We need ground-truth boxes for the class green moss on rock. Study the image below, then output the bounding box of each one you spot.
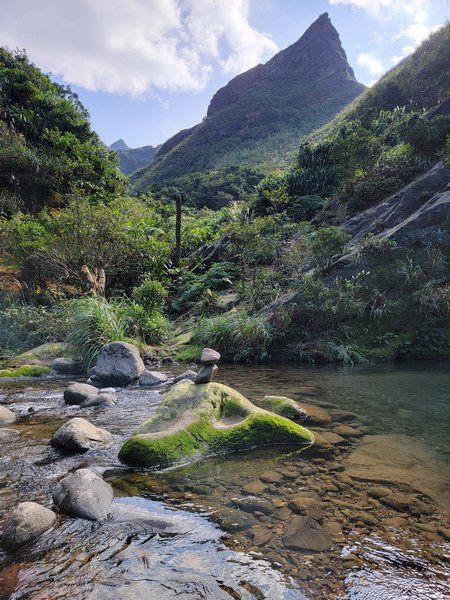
[259,395,307,423]
[119,382,314,468]
[0,365,53,378]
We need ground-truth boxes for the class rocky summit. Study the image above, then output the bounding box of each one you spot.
[131,13,365,190]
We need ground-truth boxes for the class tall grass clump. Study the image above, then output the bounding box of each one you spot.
[193,312,275,362]
[66,297,129,368]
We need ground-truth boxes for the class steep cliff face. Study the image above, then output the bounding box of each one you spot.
[207,13,357,117]
[110,140,159,176]
[131,13,365,192]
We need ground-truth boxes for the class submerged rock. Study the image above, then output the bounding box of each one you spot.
[0,405,15,423]
[51,417,112,452]
[53,468,114,520]
[81,392,116,408]
[95,341,145,385]
[283,516,333,552]
[64,383,99,405]
[119,381,315,468]
[259,395,307,422]
[139,371,168,387]
[1,502,56,551]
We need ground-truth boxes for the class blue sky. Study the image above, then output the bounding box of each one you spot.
[1,0,449,148]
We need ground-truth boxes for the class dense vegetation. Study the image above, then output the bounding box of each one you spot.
[1,25,449,368]
[0,48,125,214]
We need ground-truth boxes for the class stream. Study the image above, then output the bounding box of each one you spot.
[0,361,449,599]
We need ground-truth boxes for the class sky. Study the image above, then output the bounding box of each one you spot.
[1,0,449,148]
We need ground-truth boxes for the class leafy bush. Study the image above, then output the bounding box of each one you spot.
[132,277,168,312]
[173,262,238,311]
[193,312,275,362]
[310,227,350,269]
[119,302,169,344]
[286,195,325,221]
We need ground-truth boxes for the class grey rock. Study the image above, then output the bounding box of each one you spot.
[230,496,273,515]
[194,364,218,384]
[64,383,99,405]
[51,417,112,452]
[85,377,103,388]
[51,357,82,375]
[1,502,56,551]
[0,405,15,423]
[173,370,197,383]
[201,348,221,365]
[161,357,174,365]
[81,393,116,408]
[173,378,195,387]
[53,468,114,520]
[283,516,333,551]
[95,341,145,385]
[139,370,168,387]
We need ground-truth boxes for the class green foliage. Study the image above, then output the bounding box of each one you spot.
[193,312,275,362]
[287,142,338,197]
[0,296,71,356]
[0,48,125,211]
[119,302,169,345]
[66,297,128,368]
[132,277,168,312]
[173,262,238,311]
[0,195,172,295]
[310,227,350,268]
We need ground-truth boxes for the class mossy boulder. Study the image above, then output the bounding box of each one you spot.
[259,395,307,423]
[119,382,314,468]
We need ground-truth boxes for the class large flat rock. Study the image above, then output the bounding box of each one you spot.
[344,434,450,510]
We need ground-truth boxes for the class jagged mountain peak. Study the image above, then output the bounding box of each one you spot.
[109,139,129,151]
[207,13,356,117]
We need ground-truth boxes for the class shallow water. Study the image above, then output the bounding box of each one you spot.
[0,361,449,599]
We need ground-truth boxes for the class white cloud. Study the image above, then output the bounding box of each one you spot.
[328,0,431,22]
[357,52,384,75]
[391,44,415,65]
[0,0,278,95]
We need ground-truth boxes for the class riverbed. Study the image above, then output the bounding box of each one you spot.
[0,361,449,599]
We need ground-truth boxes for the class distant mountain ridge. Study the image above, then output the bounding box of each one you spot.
[110,140,159,175]
[131,13,365,194]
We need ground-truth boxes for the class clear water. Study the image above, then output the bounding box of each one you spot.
[0,361,449,599]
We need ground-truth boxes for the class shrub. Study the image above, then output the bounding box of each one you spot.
[193,312,275,362]
[66,297,129,368]
[286,195,325,221]
[310,227,350,269]
[120,302,169,344]
[132,277,168,312]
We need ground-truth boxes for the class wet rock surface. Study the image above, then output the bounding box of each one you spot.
[51,417,112,452]
[95,341,145,385]
[1,501,56,551]
[64,382,99,405]
[53,468,114,520]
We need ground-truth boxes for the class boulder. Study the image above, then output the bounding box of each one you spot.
[139,371,168,387]
[53,468,113,520]
[51,418,112,452]
[201,348,221,365]
[173,377,196,387]
[81,393,116,408]
[119,381,315,468]
[173,370,197,383]
[51,357,82,375]
[1,502,56,551]
[283,516,333,552]
[259,396,307,423]
[64,383,99,405]
[0,405,15,423]
[194,364,218,384]
[298,402,332,425]
[95,341,145,385]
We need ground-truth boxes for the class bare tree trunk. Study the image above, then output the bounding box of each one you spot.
[173,193,182,268]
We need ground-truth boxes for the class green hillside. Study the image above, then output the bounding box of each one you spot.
[0,48,125,214]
